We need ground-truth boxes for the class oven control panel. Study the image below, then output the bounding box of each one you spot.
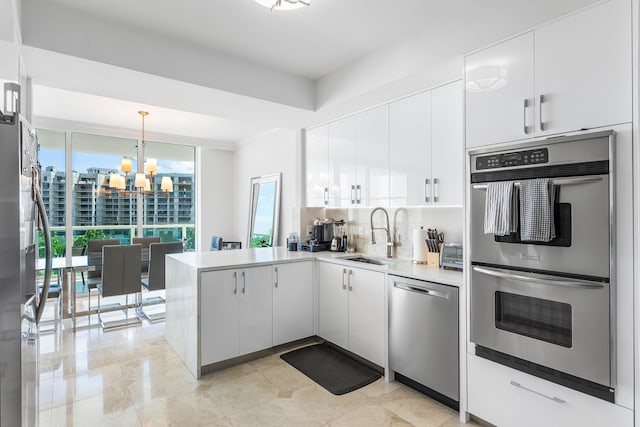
[476,148,548,170]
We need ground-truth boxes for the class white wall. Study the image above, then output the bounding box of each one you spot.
[196,147,235,251]
[233,129,301,247]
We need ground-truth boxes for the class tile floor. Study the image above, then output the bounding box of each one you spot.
[38,309,479,426]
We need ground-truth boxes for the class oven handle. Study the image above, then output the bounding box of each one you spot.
[472,266,604,289]
[471,176,602,190]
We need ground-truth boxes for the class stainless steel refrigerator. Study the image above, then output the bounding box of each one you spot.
[0,83,52,426]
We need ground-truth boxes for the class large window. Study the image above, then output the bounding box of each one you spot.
[36,129,196,255]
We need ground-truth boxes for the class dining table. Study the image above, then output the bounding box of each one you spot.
[36,250,150,332]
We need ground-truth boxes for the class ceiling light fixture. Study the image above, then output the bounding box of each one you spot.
[254,0,310,11]
[108,111,173,197]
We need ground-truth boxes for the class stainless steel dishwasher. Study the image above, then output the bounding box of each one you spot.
[389,275,459,406]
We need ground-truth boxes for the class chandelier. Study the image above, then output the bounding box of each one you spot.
[108,111,173,197]
[254,0,310,11]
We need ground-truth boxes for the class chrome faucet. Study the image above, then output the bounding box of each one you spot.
[370,207,393,258]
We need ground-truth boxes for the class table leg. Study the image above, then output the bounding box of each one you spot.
[71,267,77,332]
[61,268,71,319]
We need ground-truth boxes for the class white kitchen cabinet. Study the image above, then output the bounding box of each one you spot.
[318,262,349,348]
[389,91,431,206]
[534,0,631,136]
[346,267,385,367]
[389,81,463,206]
[328,115,356,207]
[355,104,389,206]
[305,126,329,207]
[200,266,272,365]
[317,262,385,367]
[465,32,535,148]
[467,353,633,427]
[431,81,463,205]
[465,0,631,148]
[272,262,314,346]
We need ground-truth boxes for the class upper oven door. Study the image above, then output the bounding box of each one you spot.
[470,173,610,278]
[470,265,611,387]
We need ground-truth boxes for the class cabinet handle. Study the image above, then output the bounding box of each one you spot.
[356,185,361,204]
[342,268,347,290]
[539,94,547,131]
[351,185,356,204]
[242,271,246,294]
[433,178,440,203]
[510,380,565,404]
[323,187,328,205]
[274,267,278,288]
[523,98,531,134]
[425,178,431,203]
[348,269,353,291]
[233,271,238,295]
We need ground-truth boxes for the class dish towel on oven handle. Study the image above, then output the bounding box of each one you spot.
[484,181,518,236]
[519,178,556,242]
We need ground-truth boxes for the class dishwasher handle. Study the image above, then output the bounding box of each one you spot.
[393,281,449,299]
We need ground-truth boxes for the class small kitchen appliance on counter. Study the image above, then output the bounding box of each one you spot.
[300,218,334,252]
[440,243,463,270]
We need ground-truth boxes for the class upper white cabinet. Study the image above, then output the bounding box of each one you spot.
[272,262,314,346]
[465,0,631,148]
[389,91,432,206]
[389,81,463,206]
[355,105,390,207]
[328,115,356,207]
[305,126,329,208]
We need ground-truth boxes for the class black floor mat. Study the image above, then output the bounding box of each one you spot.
[280,343,380,395]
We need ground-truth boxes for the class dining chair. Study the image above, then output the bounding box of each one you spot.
[132,237,161,274]
[139,241,183,321]
[85,239,120,310]
[97,244,142,330]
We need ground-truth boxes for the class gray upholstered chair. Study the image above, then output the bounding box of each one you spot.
[86,239,119,309]
[132,237,161,275]
[210,235,222,251]
[139,241,183,321]
[96,244,142,329]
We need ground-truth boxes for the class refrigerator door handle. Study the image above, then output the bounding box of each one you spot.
[33,181,52,325]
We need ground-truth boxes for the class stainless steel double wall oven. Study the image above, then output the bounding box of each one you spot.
[469,131,615,402]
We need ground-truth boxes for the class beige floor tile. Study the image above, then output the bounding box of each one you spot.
[228,397,321,427]
[382,394,458,427]
[291,384,370,424]
[46,395,140,427]
[205,371,281,417]
[358,378,404,400]
[135,390,229,426]
[260,362,315,393]
[327,404,412,427]
[200,361,258,385]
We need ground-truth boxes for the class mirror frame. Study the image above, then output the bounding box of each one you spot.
[247,173,281,248]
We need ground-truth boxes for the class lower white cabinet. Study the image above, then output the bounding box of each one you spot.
[318,262,385,367]
[272,262,314,346]
[200,266,272,365]
[467,353,633,427]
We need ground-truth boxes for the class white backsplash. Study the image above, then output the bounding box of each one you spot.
[299,206,463,259]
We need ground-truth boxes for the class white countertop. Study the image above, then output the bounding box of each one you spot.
[168,247,463,287]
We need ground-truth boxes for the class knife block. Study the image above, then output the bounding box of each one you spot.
[427,246,441,267]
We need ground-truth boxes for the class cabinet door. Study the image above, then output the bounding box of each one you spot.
[431,81,463,206]
[305,126,329,207]
[355,104,389,206]
[389,91,431,206]
[238,266,272,355]
[273,262,314,346]
[317,262,349,349]
[328,116,356,207]
[347,267,385,366]
[200,270,239,365]
[465,32,535,148]
[534,0,631,136]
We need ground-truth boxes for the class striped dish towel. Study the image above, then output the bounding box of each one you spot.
[484,181,518,236]
[519,178,556,242]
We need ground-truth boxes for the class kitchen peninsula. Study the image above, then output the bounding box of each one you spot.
[164,247,463,379]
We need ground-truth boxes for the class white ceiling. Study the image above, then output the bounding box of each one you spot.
[17,0,600,146]
[46,0,452,80]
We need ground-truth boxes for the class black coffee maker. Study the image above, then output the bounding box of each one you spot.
[300,220,333,252]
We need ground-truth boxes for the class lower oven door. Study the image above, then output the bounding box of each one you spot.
[470,264,611,387]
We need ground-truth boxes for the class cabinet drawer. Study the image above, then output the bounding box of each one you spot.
[467,353,632,427]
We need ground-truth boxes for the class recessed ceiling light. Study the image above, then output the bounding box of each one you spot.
[254,0,310,11]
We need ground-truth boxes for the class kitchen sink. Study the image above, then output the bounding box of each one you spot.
[341,256,394,266]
